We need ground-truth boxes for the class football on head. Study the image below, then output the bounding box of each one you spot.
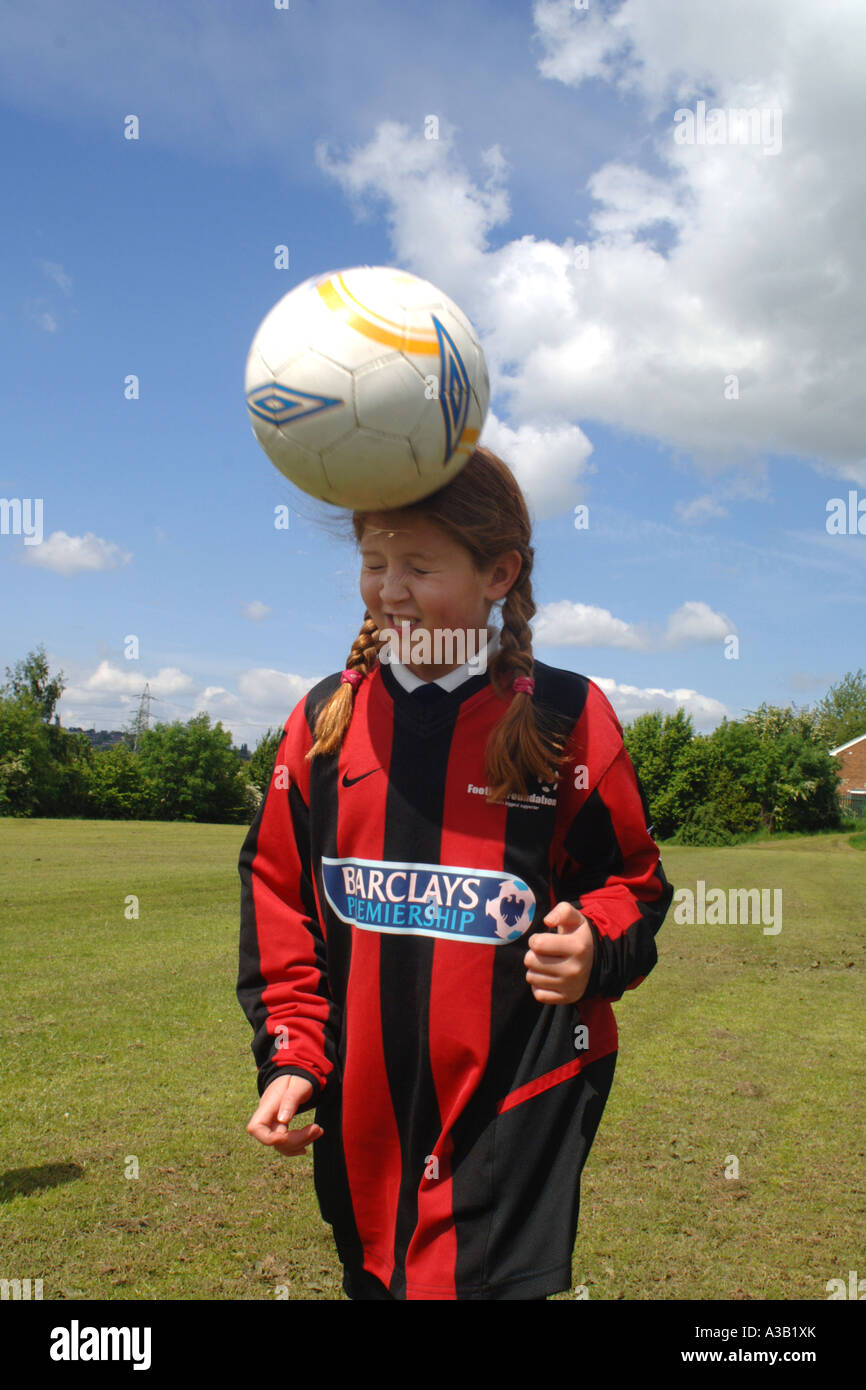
[244,266,490,509]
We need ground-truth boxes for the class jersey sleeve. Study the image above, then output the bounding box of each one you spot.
[549,680,674,1002]
[237,699,337,1109]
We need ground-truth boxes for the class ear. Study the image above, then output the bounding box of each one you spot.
[485,549,523,602]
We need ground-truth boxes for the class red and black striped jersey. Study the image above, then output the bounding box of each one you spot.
[237,658,673,1299]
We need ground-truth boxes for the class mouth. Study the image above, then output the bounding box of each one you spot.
[385,613,422,630]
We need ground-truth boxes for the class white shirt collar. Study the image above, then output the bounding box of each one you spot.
[387,626,501,694]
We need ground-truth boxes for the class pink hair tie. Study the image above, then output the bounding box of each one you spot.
[340,669,362,690]
[512,676,535,695]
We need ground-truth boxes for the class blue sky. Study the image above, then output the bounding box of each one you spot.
[2,0,864,747]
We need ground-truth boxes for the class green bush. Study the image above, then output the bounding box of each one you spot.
[670,802,738,847]
[82,743,159,820]
[0,698,55,815]
[136,714,250,823]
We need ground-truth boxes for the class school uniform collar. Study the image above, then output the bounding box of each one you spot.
[387,626,501,694]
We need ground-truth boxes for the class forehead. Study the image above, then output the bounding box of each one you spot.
[359,514,451,554]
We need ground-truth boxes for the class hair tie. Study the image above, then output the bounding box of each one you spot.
[340,669,362,690]
[512,676,534,696]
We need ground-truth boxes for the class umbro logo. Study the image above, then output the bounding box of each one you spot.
[342,768,380,787]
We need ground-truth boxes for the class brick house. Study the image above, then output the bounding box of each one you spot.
[830,732,866,812]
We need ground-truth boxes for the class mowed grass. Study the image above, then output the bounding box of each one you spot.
[0,820,863,1301]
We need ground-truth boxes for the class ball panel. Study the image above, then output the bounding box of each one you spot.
[321,429,423,510]
[257,351,355,451]
[354,354,431,437]
[316,269,440,364]
[251,419,329,500]
[246,284,324,380]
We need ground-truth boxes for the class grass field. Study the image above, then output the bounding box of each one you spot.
[1,819,863,1301]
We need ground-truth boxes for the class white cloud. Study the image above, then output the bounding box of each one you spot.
[71,662,196,696]
[674,466,771,523]
[237,668,319,707]
[196,668,322,743]
[591,675,729,732]
[534,601,644,649]
[532,0,794,111]
[315,119,507,304]
[675,493,729,524]
[40,260,72,294]
[534,598,733,650]
[480,414,594,519]
[26,303,57,333]
[58,661,322,747]
[664,601,733,647]
[534,0,631,89]
[22,531,131,575]
[241,600,271,621]
[317,1,866,492]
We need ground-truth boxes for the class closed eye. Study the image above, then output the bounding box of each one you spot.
[362,564,429,575]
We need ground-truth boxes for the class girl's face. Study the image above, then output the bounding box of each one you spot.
[359,513,521,680]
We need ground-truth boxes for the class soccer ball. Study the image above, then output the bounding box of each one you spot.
[244,265,490,509]
[485,878,536,942]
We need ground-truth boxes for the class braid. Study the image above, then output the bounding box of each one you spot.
[488,544,535,699]
[485,556,570,804]
[305,612,381,761]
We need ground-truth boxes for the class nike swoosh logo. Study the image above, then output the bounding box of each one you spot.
[342,768,380,787]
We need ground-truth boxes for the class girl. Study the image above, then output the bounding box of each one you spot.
[238,446,673,1301]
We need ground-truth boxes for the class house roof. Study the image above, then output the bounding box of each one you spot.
[829,732,866,755]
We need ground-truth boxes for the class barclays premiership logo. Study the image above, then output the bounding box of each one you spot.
[321,857,536,945]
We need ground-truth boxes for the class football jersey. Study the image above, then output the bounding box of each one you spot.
[237,656,673,1299]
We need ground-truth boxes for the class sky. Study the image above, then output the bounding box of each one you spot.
[2,0,864,749]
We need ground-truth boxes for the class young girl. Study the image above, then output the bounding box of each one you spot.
[237,446,673,1301]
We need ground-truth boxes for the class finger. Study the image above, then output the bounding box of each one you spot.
[522,956,569,978]
[270,1124,323,1156]
[278,1076,314,1121]
[542,904,586,929]
[525,942,569,968]
[542,904,573,927]
[247,1116,281,1143]
[263,1120,321,1147]
[525,953,566,974]
[247,1106,296,1142]
[525,966,566,985]
[529,930,576,953]
[530,985,569,1004]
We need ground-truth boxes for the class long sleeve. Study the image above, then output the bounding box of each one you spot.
[237,701,337,1107]
[550,680,674,1002]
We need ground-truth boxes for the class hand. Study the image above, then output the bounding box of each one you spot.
[246,1074,321,1157]
[524,902,595,1005]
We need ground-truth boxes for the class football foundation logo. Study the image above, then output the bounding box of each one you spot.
[322,857,536,945]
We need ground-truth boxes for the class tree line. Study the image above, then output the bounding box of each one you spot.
[1,647,864,839]
[0,648,258,824]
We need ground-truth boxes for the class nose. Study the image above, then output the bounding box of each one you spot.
[378,566,411,605]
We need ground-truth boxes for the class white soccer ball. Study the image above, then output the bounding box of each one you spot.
[244,265,490,509]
